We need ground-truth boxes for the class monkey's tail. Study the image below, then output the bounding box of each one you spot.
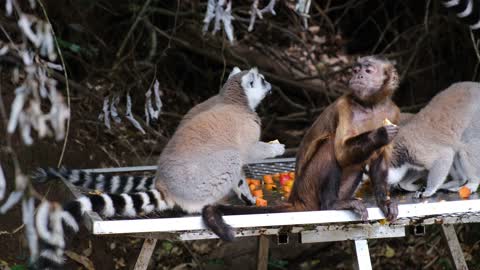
[32,167,155,194]
[35,189,174,268]
[442,0,480,34]
[202,204,296,241]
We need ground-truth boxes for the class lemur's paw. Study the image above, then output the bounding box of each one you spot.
[268,143,285,157]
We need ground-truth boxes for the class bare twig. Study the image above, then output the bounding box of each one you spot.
[116,0,152,58]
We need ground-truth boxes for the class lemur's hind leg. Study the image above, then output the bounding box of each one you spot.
[397,169,425,192]
[416,150,454,198]
[232,173,256,205]
[398,177,422,192]
[457,149,480,193]
[246,141,285,163]
[440,180,467,192]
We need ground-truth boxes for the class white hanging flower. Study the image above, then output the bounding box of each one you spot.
[98,96,111,130]
[7,86,28,134]
[0,164,6,201]
[125,93,146,134]
[22,198,38,260]
[110,95,122,124]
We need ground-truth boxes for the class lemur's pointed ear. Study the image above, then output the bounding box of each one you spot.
[228,67,242,79]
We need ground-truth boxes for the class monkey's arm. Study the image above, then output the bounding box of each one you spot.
[335,124,398,168]
[246,141,285,162]
[369,151,398,221]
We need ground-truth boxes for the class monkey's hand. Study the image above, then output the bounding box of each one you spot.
[372,124,399,146]
[377,198,398,222]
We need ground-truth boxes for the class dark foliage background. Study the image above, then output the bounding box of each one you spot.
[1,0,480,269]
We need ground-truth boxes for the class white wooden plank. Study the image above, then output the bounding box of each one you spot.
[133,238,157,270]
[301,225,405,243]
[92,199,480,235]
[441,224,468,270]
[353,240,372,270]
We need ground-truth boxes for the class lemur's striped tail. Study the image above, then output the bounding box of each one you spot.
[442,0,480,33]
[33,167,155,194]
[34,189,173,269]
[65,189,174,222]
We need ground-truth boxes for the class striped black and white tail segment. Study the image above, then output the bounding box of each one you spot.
[34,189,173,269]
[33,167,155,194]
[442,0,480,34]
[64,189,174,222]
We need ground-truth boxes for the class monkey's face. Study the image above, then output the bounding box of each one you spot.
[241,68,272,110]
[349,59,386,102]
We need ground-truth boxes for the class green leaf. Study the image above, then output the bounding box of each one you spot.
[384,244,395,258]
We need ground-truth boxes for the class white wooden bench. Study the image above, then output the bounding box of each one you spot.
[65,158,480,270]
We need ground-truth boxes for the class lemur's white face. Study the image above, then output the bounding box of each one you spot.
[240,68,272,110]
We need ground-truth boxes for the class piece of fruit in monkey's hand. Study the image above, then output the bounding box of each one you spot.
[268,139,280,144]
[383,118,396,126]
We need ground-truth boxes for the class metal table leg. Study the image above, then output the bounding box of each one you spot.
[134,238,158,270]
[352,239,372,270]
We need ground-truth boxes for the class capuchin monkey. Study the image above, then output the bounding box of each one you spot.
[33,67,285,266]
[201,56,401,241]
[290,56,400,220]
[388,82,480,197]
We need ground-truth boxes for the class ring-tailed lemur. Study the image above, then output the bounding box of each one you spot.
[388,82,480,198]
[34,67,285,267]
[442,0,480,34]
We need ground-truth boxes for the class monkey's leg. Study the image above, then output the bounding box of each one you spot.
[416,152,454,198]
[340,125,399,167]
[369,154,398,221]
[232,173,256,205]
[330,199,368,221]
[246,141,285,162]
[338,166,364,200]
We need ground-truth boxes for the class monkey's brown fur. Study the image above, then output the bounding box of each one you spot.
[289,56,400,220]
[204,56,401,241]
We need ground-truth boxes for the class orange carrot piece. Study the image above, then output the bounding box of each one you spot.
[265,184,277,190]
[459,186,471,199]
[252,189,264,198]
[282,185,292,193]
[250,179,261,187]
[256,198,268,207]
[263,175,274,184]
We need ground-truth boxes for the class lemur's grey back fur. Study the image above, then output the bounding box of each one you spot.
[388,82,480,197]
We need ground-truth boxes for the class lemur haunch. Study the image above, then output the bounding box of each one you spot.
[34,67,285,265]
[388,82,480,197]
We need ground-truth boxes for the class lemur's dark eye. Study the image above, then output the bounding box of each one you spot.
[250,81,254,88]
